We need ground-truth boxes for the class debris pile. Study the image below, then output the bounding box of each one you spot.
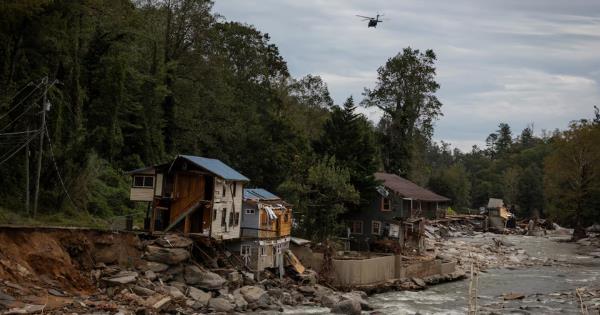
[0,230,374,314]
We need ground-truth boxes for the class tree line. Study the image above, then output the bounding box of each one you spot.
[0,0,598,238]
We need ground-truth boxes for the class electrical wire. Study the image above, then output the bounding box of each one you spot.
[44,122,78,210]
[0,131,40,167]
[0,79,44,121]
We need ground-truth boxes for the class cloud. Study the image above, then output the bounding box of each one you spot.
[213,0,600,151]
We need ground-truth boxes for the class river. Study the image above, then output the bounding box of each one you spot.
[368,235,600,314]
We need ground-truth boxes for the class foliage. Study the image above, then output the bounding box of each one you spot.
[363,47,442,177]
[278,156,359,241]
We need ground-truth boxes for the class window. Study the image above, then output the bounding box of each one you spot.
[381,197,391,211]
[222,184,226,197]
[350,221,363,234]
[229,210,234,226]
[133,175,154,188]
[284,213,289,223]
[221,208,227,227]
[241,245,251,256]
[234,212,240,226]
[213,209,217,221]
[232,183,237,197]
[372,221,381,235]
[260,246,266,256]
[245,209,255,215]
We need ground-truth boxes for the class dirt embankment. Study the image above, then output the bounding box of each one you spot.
[0,227,143,296]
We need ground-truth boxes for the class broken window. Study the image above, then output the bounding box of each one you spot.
[372,221,381,235]
[381,197,391,211]
[241,245,251,256]
[133,175,154,188]
[350,221,363,234]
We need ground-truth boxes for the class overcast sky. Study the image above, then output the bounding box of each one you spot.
[213,0,600,151]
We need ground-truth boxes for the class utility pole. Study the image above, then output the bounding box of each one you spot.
[25,127,30,215]
[33,77,48,218]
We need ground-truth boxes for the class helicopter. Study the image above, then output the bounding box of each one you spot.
[356,13,384,28]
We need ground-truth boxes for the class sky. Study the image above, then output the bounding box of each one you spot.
[213,0,600,151]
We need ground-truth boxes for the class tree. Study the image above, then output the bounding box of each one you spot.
[516,165,544,218]
[428,164,471,209]
[314,96,380,211]
[278,156,359,241]
[496,123,512,154]
[502,166,521,206]
[363,47,442,177]
[545,121,600,239]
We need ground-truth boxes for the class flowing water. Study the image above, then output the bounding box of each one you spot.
[369,235,600,314]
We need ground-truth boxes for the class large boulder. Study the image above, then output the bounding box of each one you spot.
[239,285,268,304]
[188,287,211,306]
[155,234,193,248]
[145,246,190,265]
[208,297,234,312]
[321,294,341,308]
[165,286,185,299]
[184,266,226,289]
[331,299,361,315]
[145,261,169,272]
[342,291,371,311]
[103,271,138,285]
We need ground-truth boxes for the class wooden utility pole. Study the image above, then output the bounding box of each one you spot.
[33,77,48,218]
[25,127,30,215]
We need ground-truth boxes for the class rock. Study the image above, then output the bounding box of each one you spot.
[508,255,521,264]
[321,294,341,308]
[145,262,169,273]
[342,291,371,310]
[233,291,248,311]
[47,288,66,297]
[144,270,157,281]
[145,245,190,265]
[298,285,316,295]
[185,267,227,289]
[239,285,268,304]
[503,292,525,300]
[412,277,426,288]
[165,286,184,299]
[104,271,138,285]
[313,284,333,298]
[188,287,211,306]
[5,304,45,314]
[208,297,234,312]
[151,296,172,310]
[155,234,193,248]
[132,285,155,296]
[169,281,187,294]
[331,299,361,315]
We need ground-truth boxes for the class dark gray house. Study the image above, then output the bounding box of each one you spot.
[345,172,450,252]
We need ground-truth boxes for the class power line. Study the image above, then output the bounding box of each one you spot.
[44,123,78,211]
[0,131,40,167]
[0,79,44,122]
[0,130,39,136]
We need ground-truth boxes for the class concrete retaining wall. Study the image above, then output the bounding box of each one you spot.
[332,255,396,286]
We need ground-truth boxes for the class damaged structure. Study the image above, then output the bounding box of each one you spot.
[228,188,292,272]
[345,172,450,252]
[127,155,249,239]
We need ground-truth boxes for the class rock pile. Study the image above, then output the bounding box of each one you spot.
[4,233,373,314]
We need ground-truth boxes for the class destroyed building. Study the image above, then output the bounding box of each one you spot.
[345,172,450,252]
[228,188,292,272]
[127,155,249,239]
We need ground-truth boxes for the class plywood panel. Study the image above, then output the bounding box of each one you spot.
[170,173,205,223]
[130,188,153,201]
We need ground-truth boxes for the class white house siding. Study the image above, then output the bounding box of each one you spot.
[210,179,243,240]
[155,173,163,196]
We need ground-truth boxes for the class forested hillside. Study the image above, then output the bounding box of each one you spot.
[1,0,598,235]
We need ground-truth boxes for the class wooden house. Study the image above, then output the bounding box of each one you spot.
[127,155,249,240]
[345,172,450,252]
[228,188,292,272]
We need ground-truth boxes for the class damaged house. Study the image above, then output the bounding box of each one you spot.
[127,155,249,240]
[345,172,450,252]
[228,188,292,273]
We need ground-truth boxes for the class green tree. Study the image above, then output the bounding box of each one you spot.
[428,164,471,209]
[363,47,442,177]
[314,96,380,211]
[516,165,544,218]
[545,121,600,239]
[278,156,359,241]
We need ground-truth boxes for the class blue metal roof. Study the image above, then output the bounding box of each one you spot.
[179,155,249,181]
[243,188,280,200]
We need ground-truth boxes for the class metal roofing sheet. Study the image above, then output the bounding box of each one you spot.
[179,155,249,181]
[243,188,280,200]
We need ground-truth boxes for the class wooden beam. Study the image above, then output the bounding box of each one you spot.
[184,214,191,235]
